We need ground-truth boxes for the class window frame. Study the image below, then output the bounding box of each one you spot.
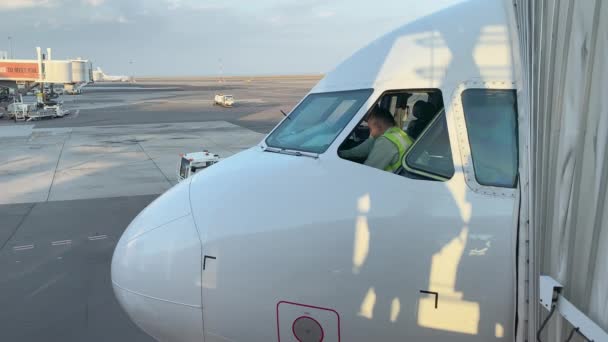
[450,81,519,198]
[336,87,443,151]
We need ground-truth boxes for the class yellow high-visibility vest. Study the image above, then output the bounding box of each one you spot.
[382,126,414,172]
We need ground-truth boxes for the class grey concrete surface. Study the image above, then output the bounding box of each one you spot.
[1,77,318,133]
[0,76,317,341]
[0,195,157,342]
[0,121,265,204]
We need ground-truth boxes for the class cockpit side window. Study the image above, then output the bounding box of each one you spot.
[461,89,518,188]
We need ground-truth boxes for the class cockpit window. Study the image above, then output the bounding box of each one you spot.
[404,109,454,180]
[338,88,447,179]
[461,89,518,188]
[265,89,372,153]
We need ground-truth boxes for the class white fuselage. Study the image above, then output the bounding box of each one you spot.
[93,68,130,82]
[111,0,521,341]
[101,75,130,82]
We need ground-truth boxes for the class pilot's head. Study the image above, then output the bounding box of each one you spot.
[368,105,396,138]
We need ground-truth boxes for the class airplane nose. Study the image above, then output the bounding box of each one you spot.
[111,180,203,342]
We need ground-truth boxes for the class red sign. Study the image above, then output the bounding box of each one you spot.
[0,62,40,80]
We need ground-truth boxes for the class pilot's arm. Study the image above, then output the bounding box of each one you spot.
[339,137,375,159]
[363,137,399,170]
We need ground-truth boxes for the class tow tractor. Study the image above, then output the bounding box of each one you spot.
[177,150,221,181]
[214,94,235,107]
[37,92,67,118]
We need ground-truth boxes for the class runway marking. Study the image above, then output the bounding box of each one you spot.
[67,109,80,119]
[27,273,66,298]
[13,244,34,251]
[88,235,107,241]
[51,240,72,246]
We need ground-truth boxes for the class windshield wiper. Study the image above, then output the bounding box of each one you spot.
[263,146,319,159]
[280,109,291,120]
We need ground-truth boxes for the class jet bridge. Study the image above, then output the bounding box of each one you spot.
[512,1,608,341]
[0,47,92,91]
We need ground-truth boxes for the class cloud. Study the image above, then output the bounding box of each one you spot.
[89,13,130,24]
[316,10,335,18]
[268,15,284,25]
[84,0,105,7]
[0,0,55,10]
[0,0,467,76]
[166,0,181,10]
[166,0,225,11]
[189,3,226,11]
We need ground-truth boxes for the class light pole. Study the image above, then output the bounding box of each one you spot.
[218,58,224,83]
[8,36,12,59]
[129,60,135,81]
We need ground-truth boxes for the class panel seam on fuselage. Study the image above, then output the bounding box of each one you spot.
[126,213,191,243]
[112,281,202,309]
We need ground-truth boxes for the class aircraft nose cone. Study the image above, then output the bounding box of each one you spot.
[111,180,203,341]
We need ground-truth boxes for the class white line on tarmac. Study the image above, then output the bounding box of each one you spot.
[88,235,107,241]
[68,109,80,119]
[27,273,66,298]
[13,245,34,251]
[51,240,72,246]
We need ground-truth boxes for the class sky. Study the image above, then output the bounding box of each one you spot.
[0,0,465,76]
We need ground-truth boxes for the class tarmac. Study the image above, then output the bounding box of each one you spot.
[0,76,319,341]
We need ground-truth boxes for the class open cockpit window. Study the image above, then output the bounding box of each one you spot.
[265,89,372,154]
[338,89,450,180]
[403,109,454,180]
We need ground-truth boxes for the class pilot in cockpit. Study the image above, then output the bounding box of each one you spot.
[339,105,413,172]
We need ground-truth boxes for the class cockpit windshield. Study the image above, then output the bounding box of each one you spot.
[265,89,372,154]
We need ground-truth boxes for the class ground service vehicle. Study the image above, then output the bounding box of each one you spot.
[177,151,221,182]
[214,94,234,107]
